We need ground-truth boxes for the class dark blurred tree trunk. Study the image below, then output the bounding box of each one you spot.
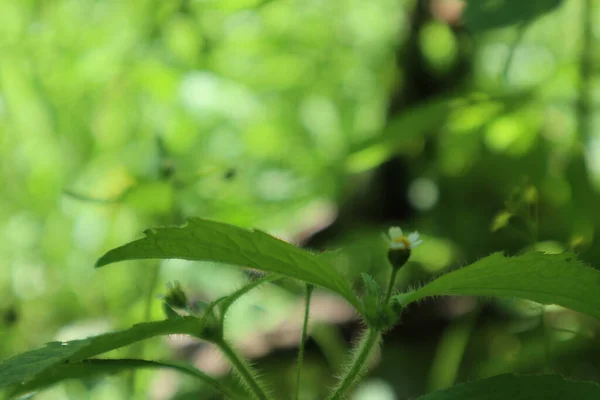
[303,0,474,343]
[305,1,469,250]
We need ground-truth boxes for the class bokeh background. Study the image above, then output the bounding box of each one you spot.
[2,0,600,398]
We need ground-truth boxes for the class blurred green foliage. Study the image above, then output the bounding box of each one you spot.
[2,0,600,398]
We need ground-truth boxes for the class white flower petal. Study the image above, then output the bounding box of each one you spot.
[388,227,403,239]
[381,232,391,244]
[410,239,423,248]
[407,232,420,242]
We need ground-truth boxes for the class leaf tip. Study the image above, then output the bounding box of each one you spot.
[95,253,111,268]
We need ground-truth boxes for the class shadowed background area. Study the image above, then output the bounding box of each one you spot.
[2,0,600,398]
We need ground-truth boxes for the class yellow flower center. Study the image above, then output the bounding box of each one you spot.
[393,236,411,248]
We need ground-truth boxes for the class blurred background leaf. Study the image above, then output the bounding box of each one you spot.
[463,0,564,33]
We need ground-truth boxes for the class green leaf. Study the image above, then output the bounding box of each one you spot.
[360,273,380,299]
[346,96,451,173]
[346,93,530,174]
[417,374,600,400]
[360,273,381,320]
[8,359,245,400]
[0,316,209,390]
[463,0,563,33]
[96,218,360,310]
[0,340,91,392]
[395,252,600,320]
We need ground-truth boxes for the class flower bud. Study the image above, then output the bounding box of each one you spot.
[164,281,188,310]
[387,248,411,270]
[382,226,422,269]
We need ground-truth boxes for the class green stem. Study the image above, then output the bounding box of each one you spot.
[501,22,526,84]
[62,189,125,204]
[427,305,480,391]
[532,198,539,244]
[126,262,161,396]
[327,252,404,398]
[311,324,347,372]
[541,308,553,373]
[144,263,161,320]
[383,267,400,305]
[216,338,269,400]
[326,327,381,400]
[295,284,314,400]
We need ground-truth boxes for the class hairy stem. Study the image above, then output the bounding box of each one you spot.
[216,338,270,400]
[326,327,381,400]
[384,267,400,305]
[295,284,314,400]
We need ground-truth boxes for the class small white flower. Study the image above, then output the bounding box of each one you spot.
[382,226,423,250]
